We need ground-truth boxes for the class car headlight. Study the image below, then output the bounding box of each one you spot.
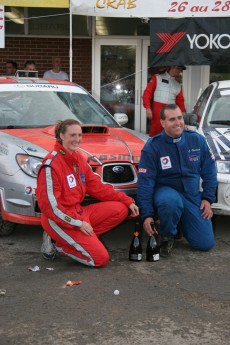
[216,160,230,174]
[16,155,43,177]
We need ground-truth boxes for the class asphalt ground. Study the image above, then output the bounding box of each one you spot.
[0,215,229,345]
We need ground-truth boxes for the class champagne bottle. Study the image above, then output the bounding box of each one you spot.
[146,222,160,262]
[129,223,142,261]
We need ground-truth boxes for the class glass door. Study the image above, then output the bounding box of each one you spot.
[93,38,209,133]
[93,38,142,131]
[141,39,150,134]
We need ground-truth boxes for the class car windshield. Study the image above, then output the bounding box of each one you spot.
[0,89,118,128]
[205,90,230,127]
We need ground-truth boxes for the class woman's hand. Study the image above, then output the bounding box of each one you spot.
[129,203,139,217]
[80,221,94,236]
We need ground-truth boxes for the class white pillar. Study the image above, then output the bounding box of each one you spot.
[183,65,210,112]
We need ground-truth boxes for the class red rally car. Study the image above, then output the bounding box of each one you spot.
[0,74,148,235]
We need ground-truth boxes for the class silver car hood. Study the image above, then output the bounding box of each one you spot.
[0,131,48,158]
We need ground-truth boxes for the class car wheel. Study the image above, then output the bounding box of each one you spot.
[0,209,16,236]
[211,214,217,236]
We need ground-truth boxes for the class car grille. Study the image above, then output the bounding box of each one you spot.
[102,163,137,185]
[34,164,137,214]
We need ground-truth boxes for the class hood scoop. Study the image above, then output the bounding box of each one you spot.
[82,125,109,134]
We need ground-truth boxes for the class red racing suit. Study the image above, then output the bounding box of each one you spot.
[143,72,186,136]
[36,142,134,267]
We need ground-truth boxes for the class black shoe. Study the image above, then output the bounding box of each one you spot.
[174,229,183,240]
[159,236,174,257]
[42,252,56,260]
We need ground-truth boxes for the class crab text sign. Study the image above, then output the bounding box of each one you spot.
[71,0,230,18]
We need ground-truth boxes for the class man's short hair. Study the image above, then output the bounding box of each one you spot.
[6,60,18,70]
[160,104,179,120]
[24,60,36,68]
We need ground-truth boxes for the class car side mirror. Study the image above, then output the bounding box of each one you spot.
[114,113,128,126]
[184,113,198,130]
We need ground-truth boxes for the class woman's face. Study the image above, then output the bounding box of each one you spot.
[60,124,82,154]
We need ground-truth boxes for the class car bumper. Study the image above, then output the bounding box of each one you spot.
[0,185,137,226]
[212,177,230,216]
[1,206,41,225]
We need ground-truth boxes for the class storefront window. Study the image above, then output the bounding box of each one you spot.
[28,8,69,36]
[210,66,230,83]
[5,8,90,37]
[96,17,149,36]
[5,7,25,35]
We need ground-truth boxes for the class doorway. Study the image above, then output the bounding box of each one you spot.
[93,38,205,133]
[93,38,146,132]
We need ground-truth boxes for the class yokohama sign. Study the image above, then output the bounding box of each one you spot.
[150,18,230,66]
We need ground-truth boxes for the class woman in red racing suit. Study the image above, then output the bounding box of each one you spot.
[36,119,139,267]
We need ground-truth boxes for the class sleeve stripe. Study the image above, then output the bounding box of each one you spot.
[45,167,83,227]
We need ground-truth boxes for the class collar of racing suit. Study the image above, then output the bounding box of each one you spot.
[161,130,184,144]
[164,71,176,81]
[54,141,79,166]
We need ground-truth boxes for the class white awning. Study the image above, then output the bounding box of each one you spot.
[71,0,230,18]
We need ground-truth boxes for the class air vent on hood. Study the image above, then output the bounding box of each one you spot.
[82,125,109,134]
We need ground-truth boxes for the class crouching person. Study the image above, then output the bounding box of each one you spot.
[137,104,217,257]
[36,119,139,267]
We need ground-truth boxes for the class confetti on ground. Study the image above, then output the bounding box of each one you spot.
[28,265,40,272]
[63,280,82,288]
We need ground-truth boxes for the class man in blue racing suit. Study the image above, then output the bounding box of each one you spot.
[137,104,217,257]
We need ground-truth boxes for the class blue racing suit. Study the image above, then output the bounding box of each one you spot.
[137,130,217,250]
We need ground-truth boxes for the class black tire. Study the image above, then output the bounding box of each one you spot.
[211,214,217,236]
[0,209,16,236]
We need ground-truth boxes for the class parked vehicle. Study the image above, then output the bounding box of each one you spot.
[184,80,230,216]
[0,74,147,235]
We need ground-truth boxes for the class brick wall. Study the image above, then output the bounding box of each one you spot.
[0,37,92,92]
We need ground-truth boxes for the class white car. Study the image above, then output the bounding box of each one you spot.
[185,80,230,216]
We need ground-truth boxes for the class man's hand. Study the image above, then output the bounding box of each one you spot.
[200,200,213,219]
[80,221,94,236]
[146,108,152,120]
[143,217,158,236]
[129,203,139,217]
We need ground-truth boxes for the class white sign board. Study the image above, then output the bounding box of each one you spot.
[0,6,4,48]
[71,0,230,18]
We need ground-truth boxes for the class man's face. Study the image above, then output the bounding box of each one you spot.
[160,107,184,138]
[53,58,61,69]
[169,66,183,77]
[5,63,16,76]
[25,64,36,71]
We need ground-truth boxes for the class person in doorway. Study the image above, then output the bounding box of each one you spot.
[36,119,139,267]
[5,60,17,76]
[137,104,217,257]
[142,66,186,136]
[43,57,69,81]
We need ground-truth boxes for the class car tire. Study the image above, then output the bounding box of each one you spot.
[211,214,217,236]
[0,209,16,236]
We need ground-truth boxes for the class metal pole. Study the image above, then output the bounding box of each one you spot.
[69,0,73,82]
